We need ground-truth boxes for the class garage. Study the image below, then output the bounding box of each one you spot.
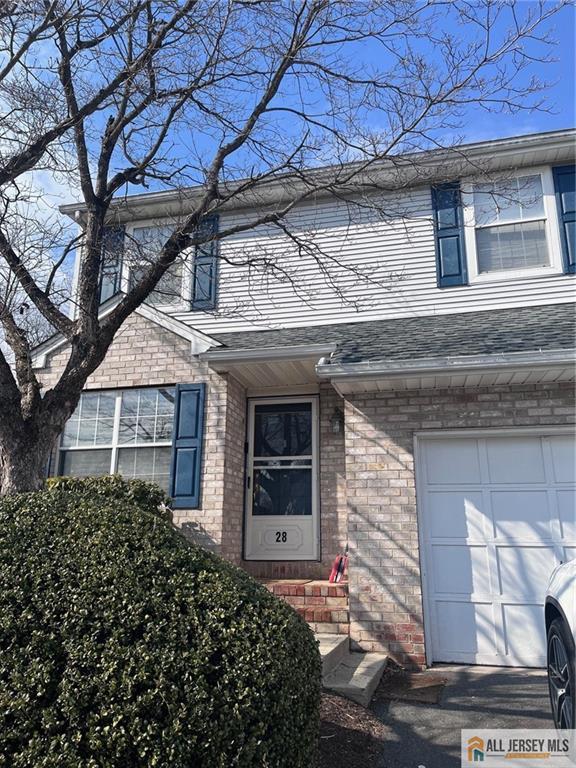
[416,429,576,667]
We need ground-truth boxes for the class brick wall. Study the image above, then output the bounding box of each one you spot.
[344,381,576,668]
[38,311,241,553]
[37,313,348,580]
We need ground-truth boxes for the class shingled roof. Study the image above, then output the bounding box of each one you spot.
[210,303,576,365]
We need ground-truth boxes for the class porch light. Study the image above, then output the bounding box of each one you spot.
[330,407,344,434]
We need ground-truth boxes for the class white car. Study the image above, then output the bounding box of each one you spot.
[545,559,575,730]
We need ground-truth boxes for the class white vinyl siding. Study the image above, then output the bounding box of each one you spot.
[87,162,574,335]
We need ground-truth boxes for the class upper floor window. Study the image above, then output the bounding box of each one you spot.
[98,216,219,310]
[462,168,564,283]
[128,225,181,307]
[472,175,549,273]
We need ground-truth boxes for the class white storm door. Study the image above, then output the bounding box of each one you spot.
[244,397,319,561]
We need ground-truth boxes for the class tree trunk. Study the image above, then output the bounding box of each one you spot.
[0,431,53,495]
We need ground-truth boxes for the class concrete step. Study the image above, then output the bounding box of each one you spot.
[323,651,388,707]
[317,634,349,677]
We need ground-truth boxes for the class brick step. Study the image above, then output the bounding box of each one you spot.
[262,579,348,599]
[262,578,349,635]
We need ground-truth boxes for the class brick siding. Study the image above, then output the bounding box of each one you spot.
[344,381,576,668]
[37,313,348,582]
[38,312,239,553]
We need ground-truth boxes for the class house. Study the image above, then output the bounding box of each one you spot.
[33,129,576,670]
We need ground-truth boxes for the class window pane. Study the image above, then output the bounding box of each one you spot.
[116,447,172,492]
[194,259,215,302]
[138,389,157,416]
[136,416,157,442]
[99,271,119,303]
[474,175,544,226]
[157,388,175,413]
[476,220,549,273]
[120,390,139,416]
[61,415,79,448]
[77,418,97,446]
[129,225,181,306]
[95,418,114,445]
[253,468,312,516]
[98,393,117,418]
[80,392,100,417]
[119,388,175,444]
[254,403,312,457]
[60,449,112,477]
[118,416,137,444]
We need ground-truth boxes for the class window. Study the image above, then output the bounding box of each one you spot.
[128,225,182,306]
[99,226,125,303]
[463,169,563,282]
[59,387,175,492]
[473,175,549,273]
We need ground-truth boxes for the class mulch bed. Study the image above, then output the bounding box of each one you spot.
[319,692,387,768]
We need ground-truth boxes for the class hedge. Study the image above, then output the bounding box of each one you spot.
[0,477,321,767]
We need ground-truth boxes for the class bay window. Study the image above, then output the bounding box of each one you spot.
[59,387,175,492]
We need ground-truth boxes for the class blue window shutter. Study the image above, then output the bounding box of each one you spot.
[99,225,125,303]
[553,165,576,274]
[191,215,219,310]
[169,383,206,509]
[431,183,468,287]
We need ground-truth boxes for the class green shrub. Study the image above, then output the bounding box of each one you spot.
[0,478,321,767]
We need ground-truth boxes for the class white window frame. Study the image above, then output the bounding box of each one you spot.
[55,387,175,489]
[123,218,192,311]
[462,166,564,284]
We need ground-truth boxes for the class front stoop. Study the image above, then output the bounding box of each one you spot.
[317,633,388,707]
[261,579,349,635]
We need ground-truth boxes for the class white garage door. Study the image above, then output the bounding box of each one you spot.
[417,431,576,667]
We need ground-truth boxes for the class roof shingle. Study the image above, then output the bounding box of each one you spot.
[210,303,576,364]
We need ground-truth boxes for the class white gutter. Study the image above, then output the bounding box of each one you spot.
[59,128,575,221]
[316,348,576,382]
[200,342,337,366]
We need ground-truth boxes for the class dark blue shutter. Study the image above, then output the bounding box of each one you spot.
[553,165,576,274]
[191,215,219,310]
[431,183,467,287]
[99,225,125,303]
[169,383,206,509]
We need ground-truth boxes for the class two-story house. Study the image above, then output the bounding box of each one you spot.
[33,128,576,670]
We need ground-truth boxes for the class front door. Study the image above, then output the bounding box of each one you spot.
[244,397,319,560]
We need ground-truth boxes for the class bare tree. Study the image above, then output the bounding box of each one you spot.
[0,0,565,493]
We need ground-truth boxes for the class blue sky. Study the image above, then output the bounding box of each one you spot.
[438,2,575,143]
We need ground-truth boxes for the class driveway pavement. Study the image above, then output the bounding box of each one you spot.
[370,665,554,768]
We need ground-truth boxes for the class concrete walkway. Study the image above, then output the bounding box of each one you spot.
[370,666,553,768]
